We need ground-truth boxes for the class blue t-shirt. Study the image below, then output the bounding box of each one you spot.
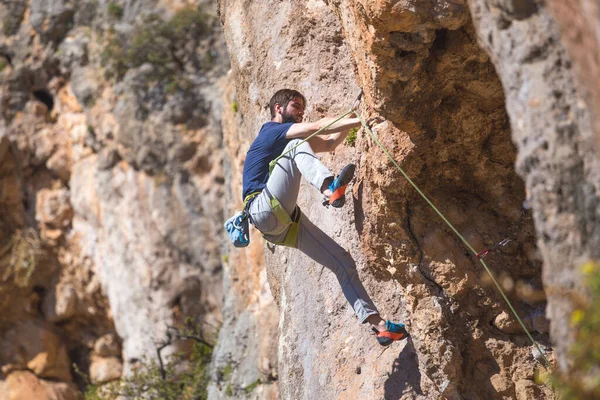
[242,122,293,200]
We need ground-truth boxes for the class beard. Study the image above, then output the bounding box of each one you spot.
[282,110,301,124]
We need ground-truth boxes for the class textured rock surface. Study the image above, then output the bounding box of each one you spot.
[546,0,600,148]
[1,0,599,398]
[0,0,229,395]
[216,0,577,398]
[207,57,280,400]
[89,355,123,384]
[0,371,82,400]
[469,0,600,371]
[0,321,72,382]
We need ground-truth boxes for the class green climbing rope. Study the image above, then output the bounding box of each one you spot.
[353,111,551,369]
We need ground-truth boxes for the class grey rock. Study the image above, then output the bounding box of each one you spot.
[58,30,89,74]
[73,0,98,26]
[169,142,197,164]
[0,0,27,36]
[30,0,75,43]
[470,0,600,371]
[70,67,98,108]
[44,283,78,323]
[96,147,121,171]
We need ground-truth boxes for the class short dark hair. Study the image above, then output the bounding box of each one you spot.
[269,89,306,118]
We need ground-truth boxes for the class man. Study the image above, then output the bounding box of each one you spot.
[242,89,407,346]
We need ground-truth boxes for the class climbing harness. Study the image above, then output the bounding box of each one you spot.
[262,187,301,248]
[353,110,551,369]
[225,189,301,248]
[229,89,551,368]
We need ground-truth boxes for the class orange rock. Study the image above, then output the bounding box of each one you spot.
[0,321,72,382]
[89,355,123,384]
[35,188,73,229]
[3,371,82,400]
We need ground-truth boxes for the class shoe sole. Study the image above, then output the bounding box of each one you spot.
[330,164,356,208]
[375,326,408,347]
[377,337,394,347]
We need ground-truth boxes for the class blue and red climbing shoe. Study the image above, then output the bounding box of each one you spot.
[327,163,356,208]
[373,321,408,347]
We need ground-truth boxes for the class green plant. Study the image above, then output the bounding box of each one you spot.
[222,254,228,263]
[552,261,600,399]
[244,379,261,394]
[101,34,127,79]
[0,59,7,72]
[0,229,42,288]
[77,325,214,400]
[107,2,123,19]
[231,101,238,113]
[102,6,208,82]
[221,364,233,380]
[345,127,359,147]
[165,80,179,95]
[225,384,233,396]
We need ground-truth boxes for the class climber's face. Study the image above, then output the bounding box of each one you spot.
[281,96,305,123]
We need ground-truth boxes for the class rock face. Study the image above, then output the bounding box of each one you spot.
[1,0,599,398]
[546,0,600,148]
[208,79,280,399]
[0,371,82,400]
[217,0,598,399]
[468,0,600,371]
[0,0,229,396]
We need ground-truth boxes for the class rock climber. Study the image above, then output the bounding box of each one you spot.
[241,89,407,346]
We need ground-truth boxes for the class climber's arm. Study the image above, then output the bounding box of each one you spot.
[308,124,358,153]
[286,117,361,140]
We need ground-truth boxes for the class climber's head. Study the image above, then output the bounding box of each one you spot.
[270,89,306,123]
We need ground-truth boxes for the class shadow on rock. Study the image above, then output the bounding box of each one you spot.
[384,337,424,399]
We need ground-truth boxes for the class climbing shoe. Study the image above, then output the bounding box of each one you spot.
[327,163,355,208]
[372,321,408,347]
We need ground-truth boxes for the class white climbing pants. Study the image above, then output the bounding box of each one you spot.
[248,139,379,323]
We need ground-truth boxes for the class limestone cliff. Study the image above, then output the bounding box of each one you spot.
[1,0,599,399]
[216,0,599,399]
[1,0,228,397]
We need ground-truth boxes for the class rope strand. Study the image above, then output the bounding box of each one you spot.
[353,111,551,369]
[269,109,354,174]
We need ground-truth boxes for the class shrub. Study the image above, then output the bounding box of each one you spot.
[78,325,214,400]
[345,127,359,147]
[107,2,123,19]
[244,379,261,394]
[552,261,600,399]
[0,229,42,288]
[102,6,208,81]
